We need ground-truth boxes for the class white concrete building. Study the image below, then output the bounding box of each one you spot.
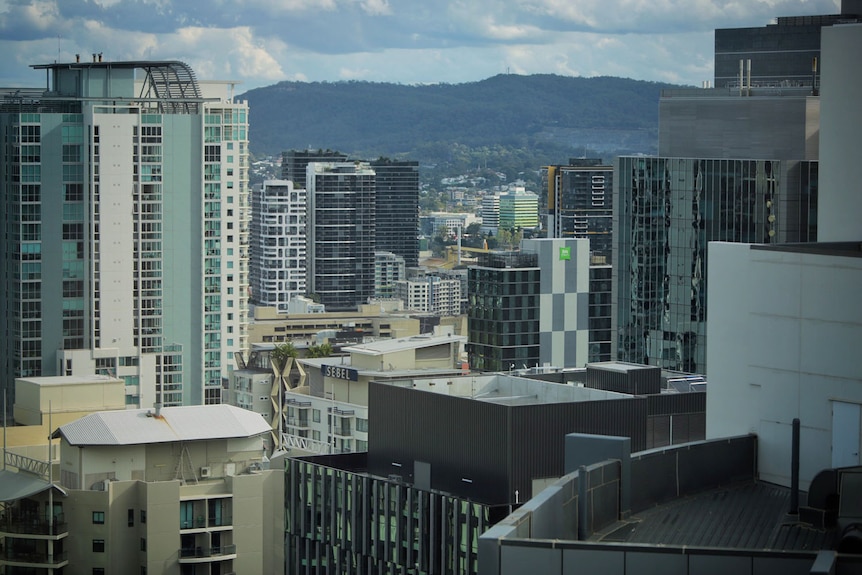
[395,276,462,316]
[706,242,862,489]
[250,179,307,313]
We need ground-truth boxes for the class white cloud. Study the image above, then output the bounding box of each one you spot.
[0,0,844,90]
[359,0,393,16]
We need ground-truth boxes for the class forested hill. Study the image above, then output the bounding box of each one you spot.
[241,74,680,166]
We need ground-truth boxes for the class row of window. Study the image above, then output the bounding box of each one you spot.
[92,508,146,525]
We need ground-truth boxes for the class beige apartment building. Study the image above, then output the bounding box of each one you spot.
[1,403,283,575]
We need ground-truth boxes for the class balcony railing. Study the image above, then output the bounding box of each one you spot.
[180,515,232,529]
[209,515,232,527]
[2,549,68,564]
[0,514,68,536]
[178,544,237,559]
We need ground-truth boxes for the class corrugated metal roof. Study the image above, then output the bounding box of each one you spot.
[0,470,66,502]
[54,405,270,446]
[597,482,836,551]
[341,334,466,356]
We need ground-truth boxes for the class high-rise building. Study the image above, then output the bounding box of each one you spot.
[498,187,539,231]
[546,159,614,261]
[280,149,347,190]
[615,157,785,372]
[713,0,862,89]
[306,162,376,311]
[611,3,857,373]
[370,159,419,268]
[0,60,249,407]
[250,179,307,313]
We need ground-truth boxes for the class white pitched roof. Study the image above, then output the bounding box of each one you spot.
[54,405,270,446]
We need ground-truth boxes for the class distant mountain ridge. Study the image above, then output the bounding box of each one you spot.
[241,74,679,164]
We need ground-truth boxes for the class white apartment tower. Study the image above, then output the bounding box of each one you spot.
[0,60,249,407]
[250,179,307,313]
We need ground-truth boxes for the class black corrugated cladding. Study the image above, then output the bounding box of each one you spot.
[647,391,705,416]
[368,382,511,505]
[370,382,653,506]
[511,397,648,502]
[586,364,661,395]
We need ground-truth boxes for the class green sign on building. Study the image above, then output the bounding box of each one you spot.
[559,246,571,261]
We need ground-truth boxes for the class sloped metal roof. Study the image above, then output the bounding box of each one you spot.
[0,470,66,502]
[53,405,270,446]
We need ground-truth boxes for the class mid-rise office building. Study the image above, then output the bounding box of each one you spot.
[0,59,249,406]
[250,179,307,313]
[306,162,376,311]
[468,240,590,372]
[498,188,539,231]
[468,251,540,372]
[480,194,500,233]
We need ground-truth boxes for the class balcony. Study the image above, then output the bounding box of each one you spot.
[178,544,237,562]
[285,417,309,429]
[1,548,69,568]
[0,513,68,537]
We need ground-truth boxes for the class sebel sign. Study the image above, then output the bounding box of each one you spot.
[322,364,359,381]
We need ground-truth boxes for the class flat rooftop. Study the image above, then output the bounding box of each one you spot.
[342,333,466,356]
[380,374,631,406]
[593,481,835,552]
[17,374,123,386]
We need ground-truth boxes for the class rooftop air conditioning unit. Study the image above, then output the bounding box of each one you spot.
[200,466,211,478]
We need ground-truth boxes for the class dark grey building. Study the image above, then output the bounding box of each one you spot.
[467,252,540,372]
[281,149,348,189]
[714,0,862,89]
[588,265,612,363]
[306,162,376,311]
[285,370,705,575]
[371,159,420,268]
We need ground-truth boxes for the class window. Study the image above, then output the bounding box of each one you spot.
[92,511,105,524]
[140,509,147,523]
[93,539,105,552]
[141,538,147,551]
[93,569,105,575]
[312,409,321,423]
[356,418,368,432]
[128,508,134,527]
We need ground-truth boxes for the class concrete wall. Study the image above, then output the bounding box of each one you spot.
[818,24,862,241]
[479,435,760,575]
[706,243,862,489]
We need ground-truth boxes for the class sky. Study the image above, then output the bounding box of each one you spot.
[0,0,841,93]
